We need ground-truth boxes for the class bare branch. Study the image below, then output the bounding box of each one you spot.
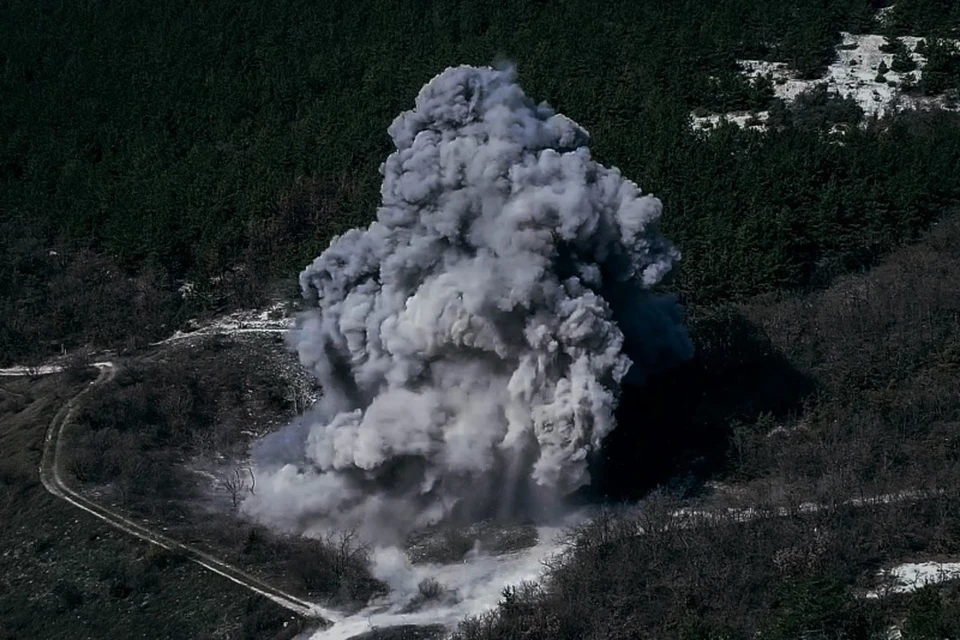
[214,465,256,509]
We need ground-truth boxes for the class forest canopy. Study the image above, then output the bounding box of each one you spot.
[2,0,960,362]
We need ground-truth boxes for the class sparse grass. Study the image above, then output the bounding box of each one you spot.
[62,333,299,519]
[68,333,301,470]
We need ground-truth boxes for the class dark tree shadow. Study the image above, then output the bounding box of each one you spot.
[578,307,815,503]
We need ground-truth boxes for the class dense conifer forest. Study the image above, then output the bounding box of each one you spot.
[3,0,960,362]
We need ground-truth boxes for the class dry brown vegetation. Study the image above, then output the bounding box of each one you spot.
[31,213,960,637]
[728,213,960,503]
[64,334,300,512]
[0,372,307,640]
[171,517,388,609]
[454,214,960,639]
[60,332,386,608]
[455,489,960,640]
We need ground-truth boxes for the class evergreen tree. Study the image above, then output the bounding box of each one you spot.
[876,60,889,82]
[891,48,918,73]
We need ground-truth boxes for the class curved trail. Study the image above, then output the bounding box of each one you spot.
[4,320,956,638]
[2,328,342,626]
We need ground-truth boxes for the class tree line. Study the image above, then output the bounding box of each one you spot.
[2,0,959,358]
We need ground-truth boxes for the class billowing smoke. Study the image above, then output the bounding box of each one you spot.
[245,65,692,539]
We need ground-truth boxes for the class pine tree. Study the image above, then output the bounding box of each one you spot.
[891,49,917,73]
[875,60,889,83]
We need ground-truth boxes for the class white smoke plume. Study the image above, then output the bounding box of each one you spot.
[246,65,692,539]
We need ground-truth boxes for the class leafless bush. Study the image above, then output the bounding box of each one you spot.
[772,527,831,575]
[402,577,457,613]
[417,578,444,601]
[287,530,387,606]
[286,385,314,414]
[66,447,99,483]
[214,466,256,510]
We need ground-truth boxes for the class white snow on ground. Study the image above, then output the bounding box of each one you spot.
[740,34,929,118]
[0,365,65,376]
[165,301,294,342]
[0,362,113,376]
[310,520,579,640]
[692,31,960,132]
[691,110,769,131]
[866,561,960,599]
[671,488,941,527]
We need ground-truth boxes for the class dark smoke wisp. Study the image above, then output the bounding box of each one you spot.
[246,65,693,539]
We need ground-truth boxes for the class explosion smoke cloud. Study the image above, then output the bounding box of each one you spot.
[246,65,692,537]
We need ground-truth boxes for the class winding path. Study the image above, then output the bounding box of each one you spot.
[4,320,958,638]
[1,331,343,626]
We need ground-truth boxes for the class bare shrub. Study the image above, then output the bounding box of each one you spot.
[403,577,456,613]
[417,578,444,602]
[214,466,256,510]
[287,530,387,606]
[730,214,960,497]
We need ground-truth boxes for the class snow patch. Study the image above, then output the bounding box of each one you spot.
[866,561,960,598]
[309,521,576,640]
[875,6,895,28]
[691,110,769,132]
[692,31,960,132]
[166,302,294,342]
[0,361,112,376]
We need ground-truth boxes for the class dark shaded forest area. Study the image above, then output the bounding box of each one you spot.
[3,0,960,363]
